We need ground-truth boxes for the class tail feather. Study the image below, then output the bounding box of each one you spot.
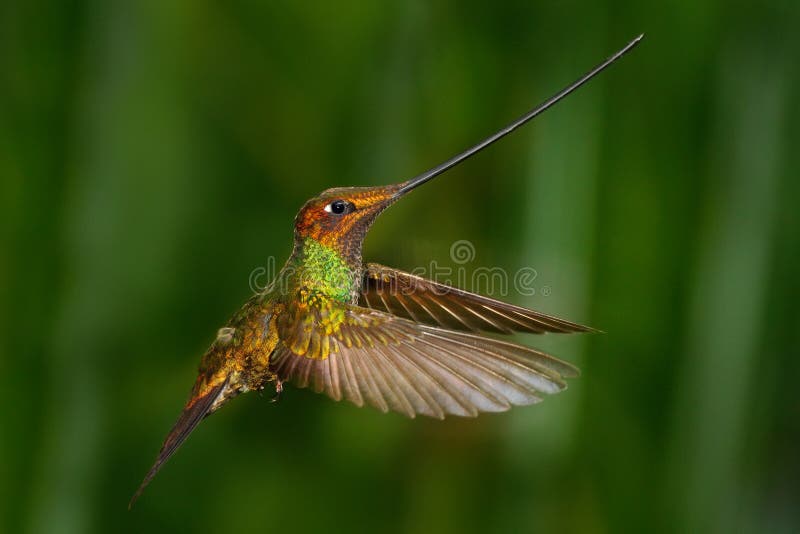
[129,378,228,508]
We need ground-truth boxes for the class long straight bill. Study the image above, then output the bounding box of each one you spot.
[394,34,644,197]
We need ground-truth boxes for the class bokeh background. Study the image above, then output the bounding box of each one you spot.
[2,2,799,533]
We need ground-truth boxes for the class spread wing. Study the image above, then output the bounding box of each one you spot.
[360,263,596,334]
[272,292,578,419]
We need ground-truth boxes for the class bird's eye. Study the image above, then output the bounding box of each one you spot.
[324,199,355,215]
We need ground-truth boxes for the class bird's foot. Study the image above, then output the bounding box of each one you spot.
[270,378,283,403]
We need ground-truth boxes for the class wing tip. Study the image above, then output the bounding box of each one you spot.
[579,324,604,334]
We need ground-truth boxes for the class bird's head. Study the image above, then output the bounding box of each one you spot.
[292,183,410,264]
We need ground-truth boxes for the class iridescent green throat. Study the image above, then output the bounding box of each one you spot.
[285,237,358,303]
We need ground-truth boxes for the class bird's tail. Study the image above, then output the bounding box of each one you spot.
[128,377,228,508]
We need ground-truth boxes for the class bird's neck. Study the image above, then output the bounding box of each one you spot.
[282,237,362,303]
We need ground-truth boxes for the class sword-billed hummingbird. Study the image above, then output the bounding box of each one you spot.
[130,35,643,507]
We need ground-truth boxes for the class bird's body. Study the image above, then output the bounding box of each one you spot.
[131,35,643,507]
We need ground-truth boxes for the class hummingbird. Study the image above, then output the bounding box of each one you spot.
[130,35,643,507]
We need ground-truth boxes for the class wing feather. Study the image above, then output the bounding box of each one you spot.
[271,297,578,418]
[361,263,597,335]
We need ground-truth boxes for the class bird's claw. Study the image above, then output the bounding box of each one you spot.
[270,379,283,403]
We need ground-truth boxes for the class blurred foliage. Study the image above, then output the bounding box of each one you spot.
[2,1,799,533]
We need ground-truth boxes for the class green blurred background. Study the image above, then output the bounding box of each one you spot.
[2,1,799,533]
